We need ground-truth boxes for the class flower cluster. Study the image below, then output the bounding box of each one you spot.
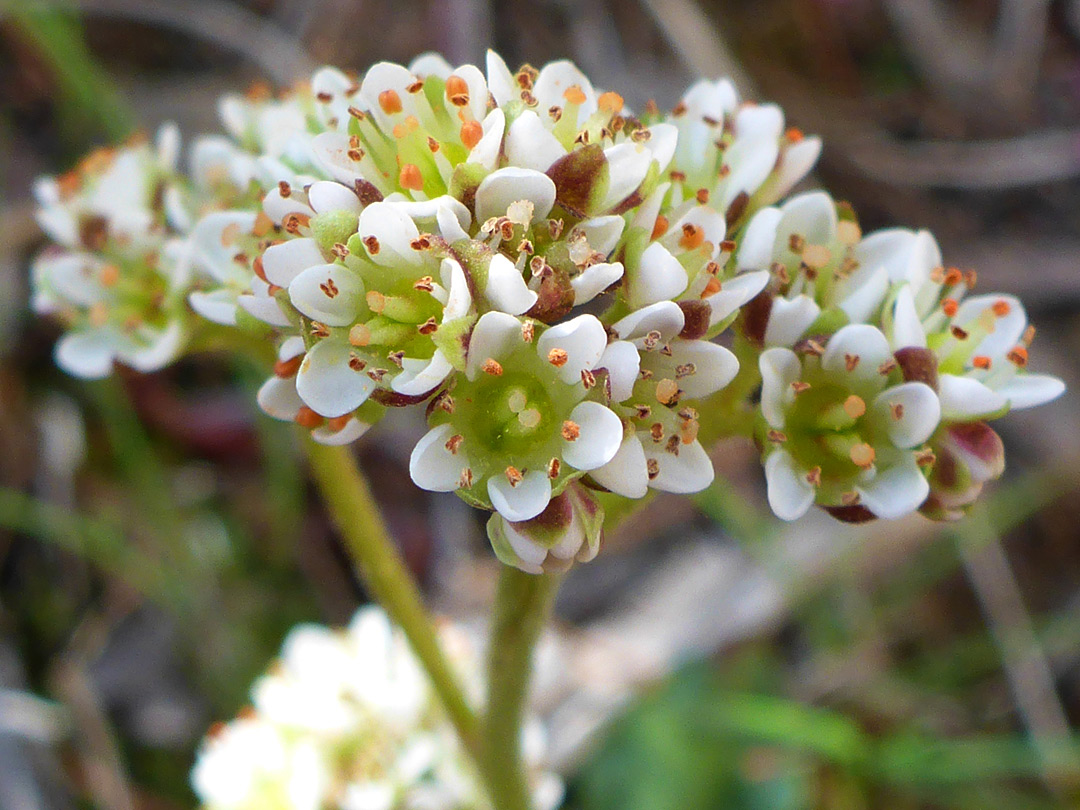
[192,606,563,810]
[30,50,1065,569]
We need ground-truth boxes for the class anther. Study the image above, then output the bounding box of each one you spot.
[414,276,435,292]
[482,358,503,376]
[992,299,1012,317]
[1007,346,1029,367]
[891,403,905,420]
[656,379,679,405]
[844,354,860,372]
[547,458,561,479]
[460,121,483,149]
[319,277,339,298]
[348,355,366,372]
[651,215,669,240]
[598,91,624,113]
[850,443,876,468]
[349,324,371,346]
[418,317,438,335]
[363,235,380,255]
[445,434,464,454]
[547,348,569,367]
[843,395,866,420]
[378,89,403,115]
[972,355,991,370]
[458,468,474,489]
[505,466,524,487]
[561,420,581,441]
[581,369,596,389]
[399,164,424,191]
[278,180,291,198]
[647,459,660,479]
[950,326,969,340]
[942,298,959,317]
[679,224,705,250]
[563,85,587,105]
[295,407,324,429]
[445,75,470,106]
[791,381,811,394]
[805,466,822,486]
[521,321,535,343]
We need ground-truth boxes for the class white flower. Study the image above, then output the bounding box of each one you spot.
[758,324,940,521]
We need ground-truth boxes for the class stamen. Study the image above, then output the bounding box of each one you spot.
[482,358,503,376]
[413,276,434,292]
[295,407,324,429]
[646,458,660,479]
[418,317,438,336]
[399,164,424,191]
[547,458,561,479]
[580,369,596,389]
[445,434,464,454]
[561,420,581,441]
[547,348,569,367]
[458,468,474,488]
[992,299,1011,317]
[363,235,380,255]
[656,379,679,405]
[678,224,705,250]
[1007,346,1028,367]
[519,408,541,428]
[651,214,669,240]
[349,324,371,346]
[650,423,664,442]
[505,466,524,487]
[521,321,535,342]
[378,89,403,115]
[445,75,470,106]
[850,443,876,468]
[942,298,959,317]
[844,354,860,372]
[805,466,822,486]
[274,355,303,378]
[598,91,624,113]
[563,85,587,105]
[843,395,866,420]
[841,491,861,506]
[791,381,811,394]
[802,244,832,269]
[972,355,991,370]
[460,121,483,149]
[319,277,339,298]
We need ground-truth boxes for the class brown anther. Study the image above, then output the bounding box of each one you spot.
[964,270,978,288]
[844,353,860,372]
[1007,346,1029,367]
[646,458,660,479]
[675,362,696,379]
[878,358,898,375]
[695,188,710,204]
[972,355,992,370]
[916,449,937,467]
[650,423,664,442]
[348,354,366,372]
[951,325,969,340]
[348,106,366,120]
[482,358,503,376]
[416,317,438,336]
[547,348,569,367]
[517,239,534,255]
[427,136,440,153]
[315,91,333,103]
[788,233,806,254]
[367,368,389,383]
[548,105,563,122]
[515,69,534,90]
[651,214,669,241]
[274,354,303,378]
[433,392,455,414]
[581,368,596,389]
[659,344,674,357]
[677,407,698,422]
[701,276,722,298]
[671,100,688,116]
[278,180,292,198]
[992,299,1012,317]
[548,219,565,240]
[642,330,662,350]
[791,381,811,394]
[679,223,705,250]
[841,491,861,507]
[387,350,405,368]
[805,466,822,487]
[295,407,324,429]
[283,213,310,234]
[399,164,424,191]
[405,80,425,94]
[891,402,906,422]
[331,242,350,259]
[639,368,654,380]
[665,434,681,455]
[805,339,826,357]
[505,466,524,487]
[561,420,581,441]
[460,120,483,149]
[319,277,340,299]
[458,468,474,489]
[519,90,537,106]
[445,75,470,106]
[413,276,435,292]
[310,321,331,338]
[363,235,380,255]
[634,404,652,419]
[669,170,687,182]
[850,443,876,468]
[547,458,561,479]
[378,89,403,115]
[521,321,535,343]
[656,378,679,405]
[844,395,866,420]
[445,434,464,454]
[349,324,371,346]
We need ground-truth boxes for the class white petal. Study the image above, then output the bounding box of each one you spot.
[391,351,453,396]
[440,258,472,321]
[505,111,567,173]
[854,228,941,287]
[465,311,524,380]
[410,424,467,493]
[311,132,365,184]
[996,373,1066,410]
[562,401,623,471]
[764,450,815,521]
[262,238,326,286]
[484,253,538,315]
[644,439,714,493]
[889,284,926,349]
[296,339,377,417]
[468,108,505,172]
[631,182,670,234]
[409,52,453,78]
[600,142,652,211]
[667,340,739,398]
[953,294,1026,360]
[737,207,782,270]
[668,205,726,257]
[360,61,417,129]
[190,211,259,283]
[261,185,314,228]
[448,63,489,122]
[764,295,820,347]
[485,50,516,107]
[189,290,238,325]
[736,103,784,141]
[436,202,470,243]
[611,300,685,344]
[821,324,892,386]
[571,261,623,304]
[533,60,597,126]
[124,322,185,372]
[596,340,640,402]
[392,195,471,232]
[501,521,550,572]
[358,201,424,267]
[257,375,303,420]
[36,253,105,307]
[837,265,888,324]
[646,123,679,174]
[536,314,608,385]
[237,291,291,327]
[856,455,929,519]
[629,242,689,308]
[476,168,557,223]
[777,191,837,250]
[488,470,552,523]
[55,330,117,379]
[279,337,305,361]
[772,136,822,199]
[574,215,625,256]
[721,139,779,210]
[759,347,801,429]
[312,417,371,445]
[938,374,1008,419]
[590,433,648,498]
[874,382,940,448]
[705,270,771,327]
[288,263,364,326]
[307,181,363,215]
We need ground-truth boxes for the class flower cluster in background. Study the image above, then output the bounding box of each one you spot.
[30,51,1065,571]
[192,606,563,810]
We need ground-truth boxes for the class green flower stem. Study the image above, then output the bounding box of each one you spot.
[481,566,563,810]
[304,441,482,758]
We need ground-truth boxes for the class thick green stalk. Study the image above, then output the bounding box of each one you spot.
[481,566,563,810]
[304,441,482,757]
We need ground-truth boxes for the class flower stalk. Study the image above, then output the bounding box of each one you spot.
[481,566,563,810]
[303,440,482,758]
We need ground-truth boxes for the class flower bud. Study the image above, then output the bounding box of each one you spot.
[487,484,603,574]
[920,421,1005,521]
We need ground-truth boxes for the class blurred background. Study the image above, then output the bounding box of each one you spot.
[2,0,1080,808]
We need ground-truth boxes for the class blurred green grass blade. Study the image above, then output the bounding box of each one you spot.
[693,476,774,544]
[7,1,133,140]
